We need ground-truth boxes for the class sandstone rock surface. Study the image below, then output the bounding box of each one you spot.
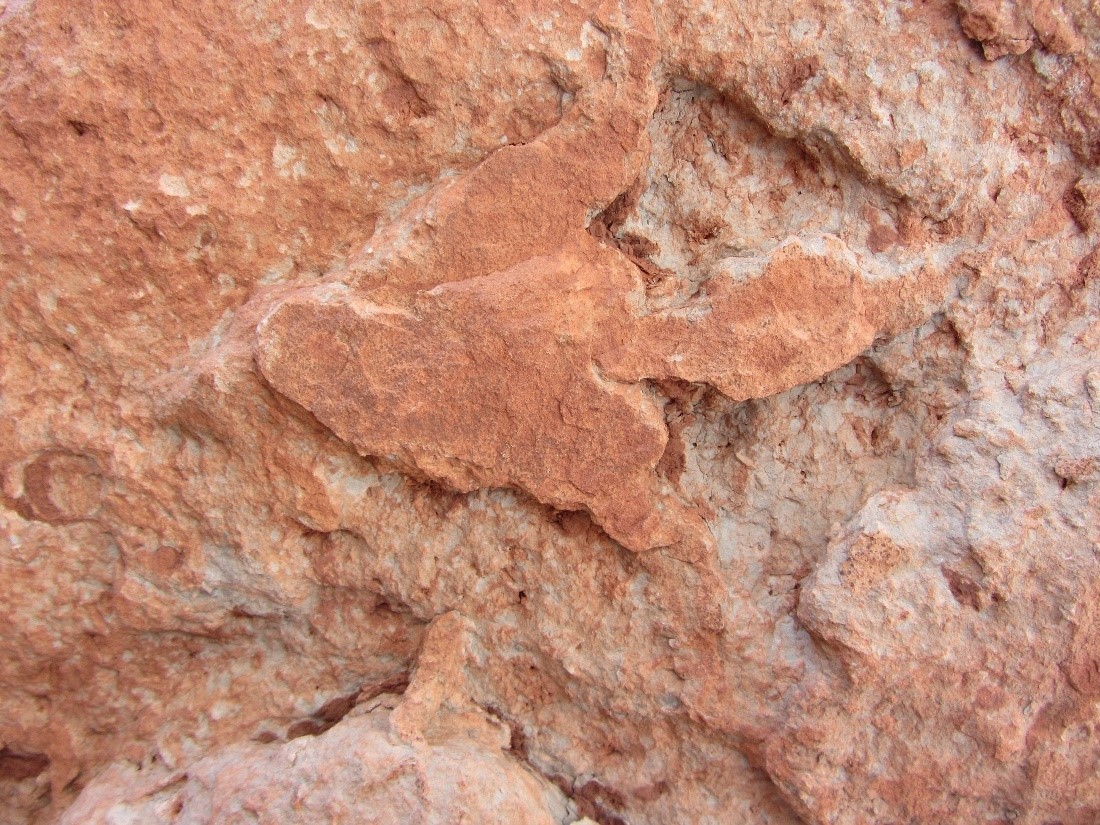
[1,0,1099,823]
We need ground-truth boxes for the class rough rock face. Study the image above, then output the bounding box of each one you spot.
[57,615,579,825]
[1,0,1098,823]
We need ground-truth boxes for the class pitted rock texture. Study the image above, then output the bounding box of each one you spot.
[58,614,579,825]
[2,0,1100,824]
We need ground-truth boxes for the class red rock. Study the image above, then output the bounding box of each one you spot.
[2,0,1099,822]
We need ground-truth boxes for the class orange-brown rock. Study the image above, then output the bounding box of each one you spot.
[3,0,1100,823]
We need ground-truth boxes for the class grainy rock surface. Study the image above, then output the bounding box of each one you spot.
[1,0,1098,823]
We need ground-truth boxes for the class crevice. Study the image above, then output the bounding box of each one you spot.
[0,748,49,782]
[284,673,410,740]
[66,119,95,137]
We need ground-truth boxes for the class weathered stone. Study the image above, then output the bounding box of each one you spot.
[2,0,1099,823]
